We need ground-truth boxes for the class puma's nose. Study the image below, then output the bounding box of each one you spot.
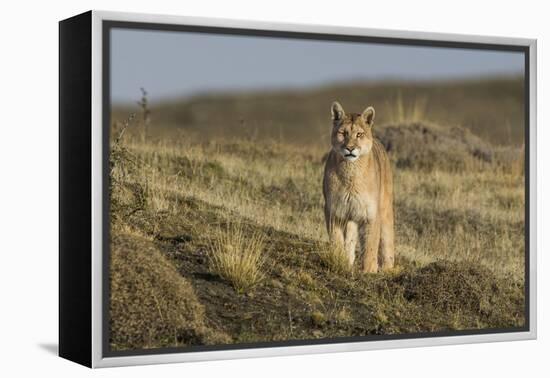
[345,146,354,153]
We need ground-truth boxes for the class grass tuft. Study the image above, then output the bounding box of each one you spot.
[311,310,327,327]
[318,243,352,275]
[387,91,428,123]
[208,223,267,293]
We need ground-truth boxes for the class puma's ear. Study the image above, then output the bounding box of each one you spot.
[362,106,375,126]
[331,101,345,122]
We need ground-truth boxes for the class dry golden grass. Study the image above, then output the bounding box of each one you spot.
[208,223,267,293]
[111,123,525,280]
[108,87,526,350]
[317,242,352,275]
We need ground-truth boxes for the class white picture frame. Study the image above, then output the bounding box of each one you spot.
[59,10,537,368]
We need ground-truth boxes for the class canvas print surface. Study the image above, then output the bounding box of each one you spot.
[107,25,527,354]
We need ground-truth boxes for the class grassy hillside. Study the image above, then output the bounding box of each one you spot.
[113,77,525,147]
[109,105,525,350]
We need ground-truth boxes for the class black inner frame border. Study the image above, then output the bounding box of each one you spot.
[102,19,531,359]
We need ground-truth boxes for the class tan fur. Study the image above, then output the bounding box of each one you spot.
[323,102,395,273]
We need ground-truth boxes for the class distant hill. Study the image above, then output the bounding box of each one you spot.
[112,77,525,146]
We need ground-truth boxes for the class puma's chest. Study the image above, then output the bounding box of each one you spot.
[325,174,378,222]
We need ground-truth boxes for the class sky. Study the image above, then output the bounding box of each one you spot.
[110,28,524,104]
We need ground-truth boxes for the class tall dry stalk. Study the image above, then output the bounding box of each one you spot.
[137,87,151,144]
[388,92,428,123]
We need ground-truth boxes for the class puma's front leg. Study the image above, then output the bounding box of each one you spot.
[360,217,381,273]
[344,221,358,266]
[328,220,345,251]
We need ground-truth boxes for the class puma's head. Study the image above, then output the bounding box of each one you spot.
[330,101,375,162]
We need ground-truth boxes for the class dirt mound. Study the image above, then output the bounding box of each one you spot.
[110,233,230,350]
[376,122,494,171]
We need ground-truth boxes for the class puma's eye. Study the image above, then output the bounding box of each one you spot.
[356,132,364,138]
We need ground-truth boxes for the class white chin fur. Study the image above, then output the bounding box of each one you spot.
[340,148,360,162]
[344,155,359,162]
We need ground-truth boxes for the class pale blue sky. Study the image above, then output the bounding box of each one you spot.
[111,28,524,104]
